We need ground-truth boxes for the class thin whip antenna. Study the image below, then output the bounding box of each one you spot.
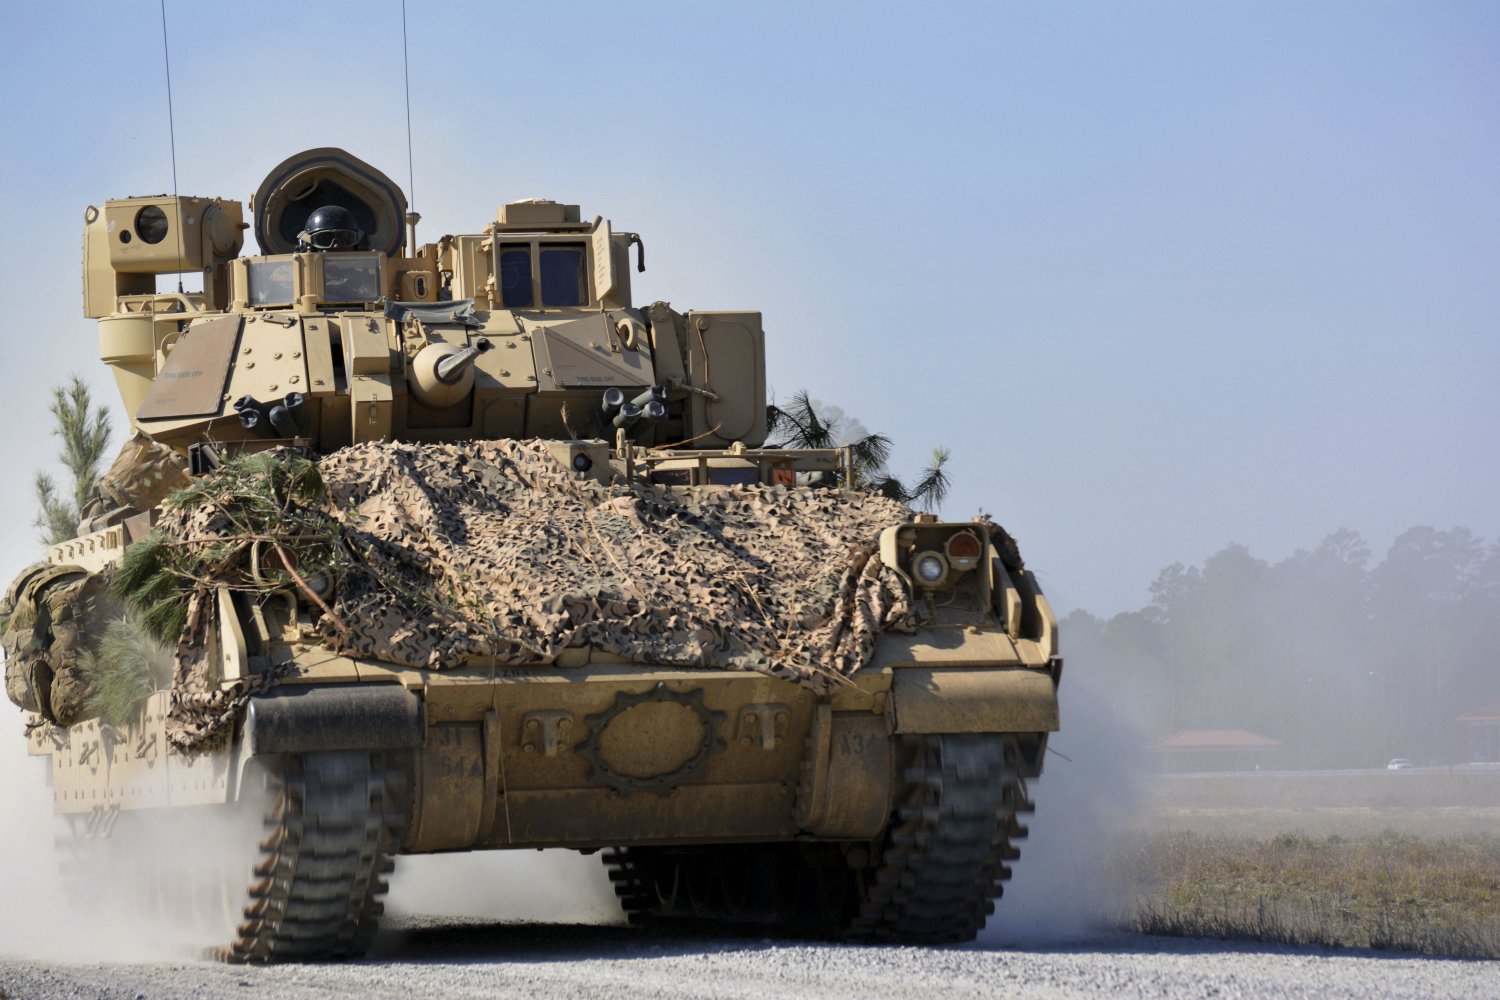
[160,0,184,293]
[401,0,418,249]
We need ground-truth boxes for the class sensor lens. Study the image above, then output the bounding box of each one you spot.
[135,205,169,245]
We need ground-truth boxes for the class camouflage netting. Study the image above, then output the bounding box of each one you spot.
[159,439,918,749]
[80,430,192,529]
[6,439,922,749]
[318,440,916,674]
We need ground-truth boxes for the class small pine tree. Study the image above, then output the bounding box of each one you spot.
[34,376,113,545]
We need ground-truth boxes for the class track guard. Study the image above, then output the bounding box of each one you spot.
[245,684,422,756]
[891,667,1059,734]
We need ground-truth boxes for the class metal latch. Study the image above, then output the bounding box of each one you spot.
[521,710,572,757]
[737,703,790,751]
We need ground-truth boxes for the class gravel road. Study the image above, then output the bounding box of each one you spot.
[2,920,1496,1000]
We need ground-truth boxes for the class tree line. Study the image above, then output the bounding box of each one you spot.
[1063,527,1500,768]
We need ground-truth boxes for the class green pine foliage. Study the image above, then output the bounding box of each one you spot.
[163,450,326,515]
[111,532,192,646]
[81,618,175,728]
[34,474,77,547]
[34,376,113,545]
[111,451,347,646]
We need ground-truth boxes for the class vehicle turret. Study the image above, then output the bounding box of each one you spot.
[84,148,767,460]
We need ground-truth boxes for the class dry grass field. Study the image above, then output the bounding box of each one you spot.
[1114,767,1500,958]
[1119,831,1500,959]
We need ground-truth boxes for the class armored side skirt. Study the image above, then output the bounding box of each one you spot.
[33,663,1057,854]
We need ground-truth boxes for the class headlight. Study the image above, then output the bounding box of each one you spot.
[944,530,982,572]
[914,551,948,586]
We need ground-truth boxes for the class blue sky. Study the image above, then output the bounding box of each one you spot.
[0,0,1495,616]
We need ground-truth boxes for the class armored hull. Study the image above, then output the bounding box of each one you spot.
[7,149,1060,960]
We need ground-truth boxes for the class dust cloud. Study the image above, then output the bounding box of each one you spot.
[0,704,269,963]
[387,851,622,925]
[0,706,182,962]
[0,710,77,961]
[983,656,1149,945]
[0,709,622,964]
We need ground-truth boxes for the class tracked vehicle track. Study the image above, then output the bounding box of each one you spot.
[51,749,408,962]
[221,750,408,963]
[850,733,1034,942]
[604,733,1036,943]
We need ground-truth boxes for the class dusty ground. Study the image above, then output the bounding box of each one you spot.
[5,746,1496,998]
[2,920,1498,1000]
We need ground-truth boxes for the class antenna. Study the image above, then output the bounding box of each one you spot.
[159,0,185,294]
[401,0,420,251]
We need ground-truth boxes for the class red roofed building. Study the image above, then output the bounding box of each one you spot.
[1458,702,1500,764]
[1152,729,1282,772]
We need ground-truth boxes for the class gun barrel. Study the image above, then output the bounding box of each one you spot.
[435,338,493,383]
[435,346,480,384]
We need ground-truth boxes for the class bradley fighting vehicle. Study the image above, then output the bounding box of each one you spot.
[7,149,1060,961]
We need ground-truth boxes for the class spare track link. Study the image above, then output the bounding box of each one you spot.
[221,750,407,963]
[848,732,1032,943]
[602,733,1034,943]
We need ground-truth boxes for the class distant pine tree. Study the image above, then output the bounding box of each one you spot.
[34,376,112,545]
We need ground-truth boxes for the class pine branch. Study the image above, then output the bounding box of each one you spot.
[906,447,951,513]
[34,471,78,546]
[848,433,893,486]
[44,376,113,530]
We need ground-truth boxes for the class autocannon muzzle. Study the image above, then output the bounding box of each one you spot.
[435,338,492,383]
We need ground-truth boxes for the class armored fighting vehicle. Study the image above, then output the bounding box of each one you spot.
[4,149,1060,961]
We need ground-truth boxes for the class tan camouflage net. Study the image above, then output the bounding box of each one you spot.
[2,434,190,732]
[12,439,920,750]
[81,430,192,528]
[166,589,289,751]
[316,440,917,688]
